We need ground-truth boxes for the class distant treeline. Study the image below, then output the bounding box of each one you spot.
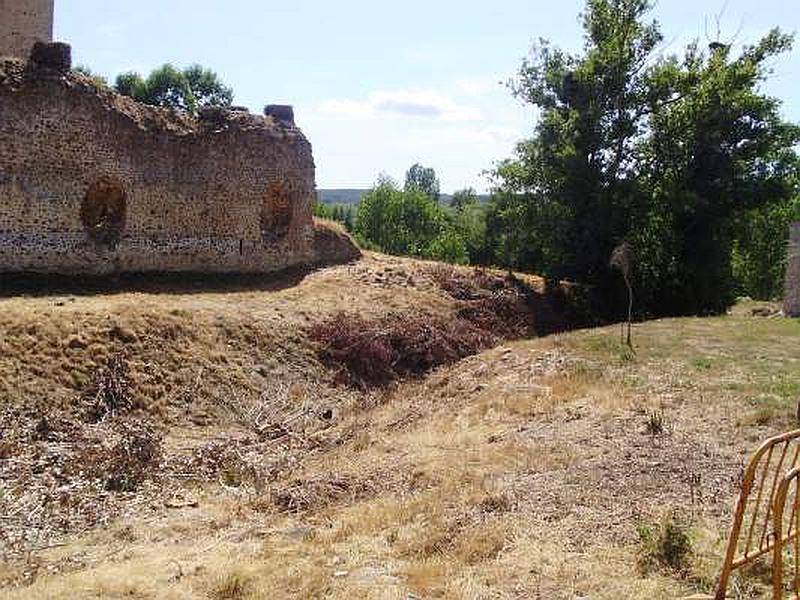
[317,189,490,206]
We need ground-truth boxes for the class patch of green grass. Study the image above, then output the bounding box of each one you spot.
[579,334,637,364]
[622,374,642,389]
[771,380,800,400]
[738,394,793,427]
[690,357,714,371]
[582,334,623,355]
[637,514,693,575]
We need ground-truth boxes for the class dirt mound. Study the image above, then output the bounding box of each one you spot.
[312,218,362,266]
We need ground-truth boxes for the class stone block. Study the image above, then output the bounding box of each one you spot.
[785,222,800,317]
[29,41,71,72]
[264,105,295,127]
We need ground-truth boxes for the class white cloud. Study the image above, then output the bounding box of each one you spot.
[317,99,373,120]
[317,89,483,122]
[455,76,504,96]
[298,82,533,192]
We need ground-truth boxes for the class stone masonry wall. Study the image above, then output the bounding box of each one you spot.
[785,223,800,317]
[0,55,317,275]
[0,0,53,58]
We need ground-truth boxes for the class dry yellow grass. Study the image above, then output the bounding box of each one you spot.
[1,261,798,599]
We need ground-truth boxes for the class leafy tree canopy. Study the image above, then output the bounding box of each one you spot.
[355,174,467,264]
[114,64,233,114]
[405,163,441,201]
[489,0,799,316]
[451,187,479,212]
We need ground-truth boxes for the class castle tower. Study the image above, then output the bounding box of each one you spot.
[785,223,800,317]
[0,0,54,59]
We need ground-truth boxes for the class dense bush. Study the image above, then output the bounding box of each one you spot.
[731,196,800,300]
[637,514,693,575]
[354,176,469,265]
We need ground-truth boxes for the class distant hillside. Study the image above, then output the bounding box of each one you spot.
[317,189,368,205]
[317,189,491,206]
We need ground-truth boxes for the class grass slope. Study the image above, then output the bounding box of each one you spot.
[0,255,798,599]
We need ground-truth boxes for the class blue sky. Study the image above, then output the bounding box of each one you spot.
[57,1,798,192]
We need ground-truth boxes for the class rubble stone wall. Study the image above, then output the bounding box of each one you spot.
[785,223,800,317]
[0,57,317,275]
[0,0,53,58]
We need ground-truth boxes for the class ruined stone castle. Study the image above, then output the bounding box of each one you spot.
[0,0,358,276]
[785,223,800,317]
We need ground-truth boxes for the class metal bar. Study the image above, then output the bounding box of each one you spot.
[746,445,775,556]
[762,441,792,550]
[773,470,791,600]
[788,445,800,537]
[789,478,800,598]
[733,539,788,569]
[773,467,800,600]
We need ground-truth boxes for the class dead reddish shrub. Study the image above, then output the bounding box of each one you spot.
[456,290,533,339]
[430,265,508,301]
[309,313,497,388]
[81,353,134,422]
[76,420,162,492]
[310,268,576,388]
[431,266,536,337]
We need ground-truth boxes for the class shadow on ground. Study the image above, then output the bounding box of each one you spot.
[0,267,314,298]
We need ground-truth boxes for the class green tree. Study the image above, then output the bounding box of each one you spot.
[114,64,233,114]
[312,201,334,220]
[451,187,478,212]
[182,64,234,108]
[428,229,469,265]
[449,189,489,265]
[355,176,441,256]
[405,163,441,201]
[731,195,800,300]
[637,32,800,312]
[491,0,799,316]
[114,71,147,99]
[73,64,107,87]
[355,176,466,263]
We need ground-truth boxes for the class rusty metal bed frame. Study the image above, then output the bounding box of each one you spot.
[712,430,800,599]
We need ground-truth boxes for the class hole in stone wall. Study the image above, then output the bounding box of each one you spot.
[261,181,292,243]
[81,177,127,248]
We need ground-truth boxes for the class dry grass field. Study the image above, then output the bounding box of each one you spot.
[0,253,798,599]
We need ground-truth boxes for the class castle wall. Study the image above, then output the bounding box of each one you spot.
[0,57,316,275]
[0,0,53,58]
[785,223,800,317]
